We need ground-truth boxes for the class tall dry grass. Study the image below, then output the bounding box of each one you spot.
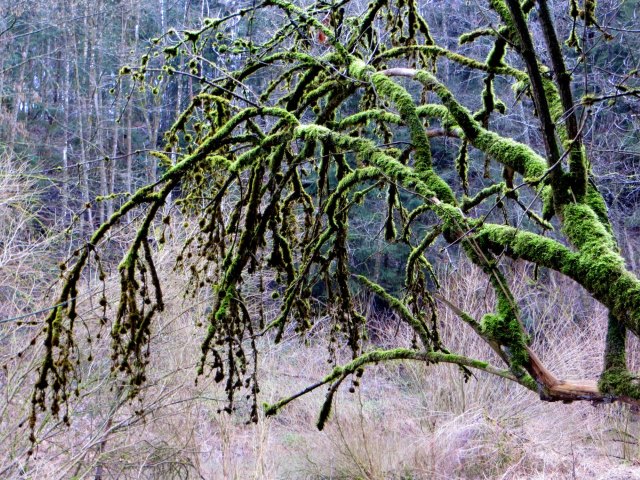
[2,169,640,478]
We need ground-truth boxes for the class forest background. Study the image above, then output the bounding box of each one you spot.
[1,0,640,478]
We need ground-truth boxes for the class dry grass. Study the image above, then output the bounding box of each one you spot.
[2,188,640,478]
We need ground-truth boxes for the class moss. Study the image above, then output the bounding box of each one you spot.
[163,106,297,180]
[476,223,640,335]
[230,132,293,172]
[405,226,440,291]
[541,78,588,199]
[263,402,279,416]
[603,313,626,372]
[439,354,489,370]
[481,313,525,351]
[561,204,640,328]
[416,104,454,122]
[566,27,579,48]
[184,30,200,43]
[486,37,507,68]
[316,387,337,430]
[338,109,402,129]
[260,67,300,103]
[404,204,431,236]
[300,80,339,110]
[583,185,611,232]
[415,71,547,182]
[562,203,618,254]
[295,123,329,141]
[39,0,640,429]
[477,224,568,269]
[568,146,589,199]
[542,77,565,128]
[455,141,469,194]
[349,59,376,81]
[371,72,433,172]
[337,105,455,134]
[542,185,554,220]
[582,0,597,26]
[377,46,527,80]
[416,71,480,137]
[519,374,538,391]
[599,369,640,399]
[346,0,388,49]
[476,268,529,372]
[421,170,456,205]
[354,274,431,348]
[264,347,518,420]
[459,28,494,45]
[489,0,516,31]
[519,203,554,230]
[385,185,398,241]
[467,228,546,375]
[324,167,381,229]
[476,74,497,121]
[296,124,448,206]
[477,132,547,180]
[262,1,348,54]
[462,183,504,212]
[163,45,179,58]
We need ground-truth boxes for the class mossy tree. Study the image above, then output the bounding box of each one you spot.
[33,0,640,435]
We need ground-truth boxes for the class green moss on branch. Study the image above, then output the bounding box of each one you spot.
[475,223,640,336]
[415,71,547,181]
[264,347,518,420]
[354,275,432,348]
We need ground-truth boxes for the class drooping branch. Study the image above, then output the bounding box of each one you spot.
[264,348,522,420]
